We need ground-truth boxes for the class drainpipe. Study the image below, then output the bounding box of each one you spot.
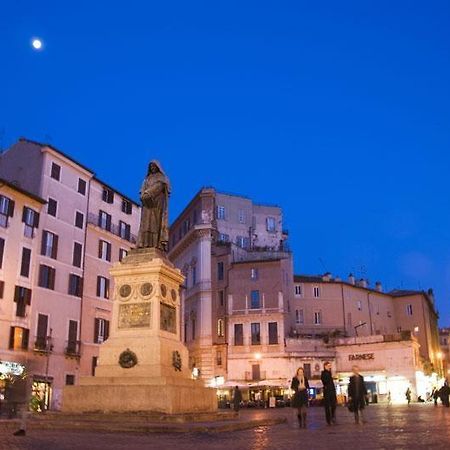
[341,283,346,336]
[367,291,373,334]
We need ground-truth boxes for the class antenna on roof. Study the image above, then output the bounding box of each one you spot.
[44,134,53,144]
[318,258,327,272]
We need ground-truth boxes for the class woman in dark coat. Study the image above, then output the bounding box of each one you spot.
[348,365,367,424]
[291,367,310,428]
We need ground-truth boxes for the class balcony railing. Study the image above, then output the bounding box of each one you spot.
[65,340,81,357]
[245,371,266,382]
[87,213,137,244]
[33,336,52,353]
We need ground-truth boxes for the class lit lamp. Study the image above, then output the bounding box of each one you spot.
[254,353,262,360]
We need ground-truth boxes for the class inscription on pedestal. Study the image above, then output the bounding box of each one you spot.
[118,303,151,328]
[160,303,176,333]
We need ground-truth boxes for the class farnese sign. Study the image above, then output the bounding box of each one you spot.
[348,353,375,361]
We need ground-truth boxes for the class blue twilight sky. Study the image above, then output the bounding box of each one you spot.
[1,1,449,324]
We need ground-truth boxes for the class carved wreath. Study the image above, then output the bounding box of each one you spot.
[118,348,138,368]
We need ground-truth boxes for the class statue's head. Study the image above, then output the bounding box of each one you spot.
[148,161,162,175]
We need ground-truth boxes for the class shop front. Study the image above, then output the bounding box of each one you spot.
[334,335,421,404]
[0,360,26,417]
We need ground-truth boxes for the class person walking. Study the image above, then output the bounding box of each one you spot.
[432,387,439,406]
[348,365,367,424]
[405,387,412,405]
[440,381,450,407]
[291,367,310,429]
[321,361,337,425]
[233,386,242,412]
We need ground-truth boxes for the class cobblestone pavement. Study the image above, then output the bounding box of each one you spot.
[1,404,450,450]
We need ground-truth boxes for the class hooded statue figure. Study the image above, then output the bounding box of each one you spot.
[137,160,171,251]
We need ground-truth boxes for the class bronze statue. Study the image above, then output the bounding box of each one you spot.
[137,160,170,251]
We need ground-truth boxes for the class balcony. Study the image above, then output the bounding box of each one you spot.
[65,340,81,358]
[33,336,52,354]
[87,213,137,244]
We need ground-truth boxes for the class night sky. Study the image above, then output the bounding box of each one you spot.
[1,1,449,325]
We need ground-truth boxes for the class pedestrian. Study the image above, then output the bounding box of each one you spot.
[432,388,439,406]
[405,387,411,405]
[439,381,450,407]
[321,361,337,425]
[348,365,367,424]
[233,386,242,412]
[291,367,310,429]
[387,391,392,405]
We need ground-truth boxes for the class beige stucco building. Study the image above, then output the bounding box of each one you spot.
[0,138,140,410]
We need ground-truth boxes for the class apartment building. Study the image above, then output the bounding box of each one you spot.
[169,187,291,386]
[0,138,140,409]
[292,274,442,377]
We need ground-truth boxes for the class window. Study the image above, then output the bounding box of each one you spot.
[251,323,261,345]
[121,198,132,214]
[51,162,61,181]
[20,248,31,277]
[98,240,111,261]
[236,236,250,249]
[314,311,322,325]
[295,309,304,324]
[238,209,246,224]
[191,265,197,286]
[251,268,259,280]
[303,363,312,379]
[14,286,31,317]
[217,262,224,281]
[250,290,261,309]
[216,205,226,220]
[68,274,83,297]
[0,237,4,268]
[295,285,302,296]
[252,364,261,381]
[218,290,224,307]
[75,211,84,229]
[22,207,39,238]
[66,320,79,354]
[119,221,131,240]
[35,313,48,350]
[78,178,86,195]
[91,357,98,376]
[94,318,110,343]
[98,210,112,231]
[182,219,190,236]
[266,217,276,232]
[406,304,413,316]
[9,326,29,350]
[216,351,222,366]
[0,280,4,298]
[119,248,128,262]
[268,322,278,344]
[41,230,58,259]
[191,317,196,340]
[96,276,109,299]
[102,187,114,204]
[38,265,56,290]
[357,300,362,311]
[217,319,225,337]
[0,195,14,227]
[234,324,244,346]
[65,375,75,385]
[47,198,57,217]
[313,286,320,298]
[72,242,82,268]
[218,233,229,243]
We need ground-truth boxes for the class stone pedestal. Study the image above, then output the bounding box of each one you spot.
[62,248,216,414]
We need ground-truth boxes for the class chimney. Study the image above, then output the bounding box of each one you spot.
[348,273,355,285]
[358,278,367,288]
[322,272,332,282]
[427,288,435,303]
[375,281,383,292]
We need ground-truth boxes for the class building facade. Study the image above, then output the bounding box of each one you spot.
[0,138,140,410]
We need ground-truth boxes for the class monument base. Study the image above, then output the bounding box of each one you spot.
[62,377,216,414]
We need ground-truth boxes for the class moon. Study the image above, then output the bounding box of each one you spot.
[32,38,43,50]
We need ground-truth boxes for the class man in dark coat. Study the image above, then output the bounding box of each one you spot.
[321,361,337,425]
[233,386,242,412]
[440,381,450,407]
[348,365,367,424]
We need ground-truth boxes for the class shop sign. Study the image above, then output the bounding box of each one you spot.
[0,360,25,376]
[348,353,374,361]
